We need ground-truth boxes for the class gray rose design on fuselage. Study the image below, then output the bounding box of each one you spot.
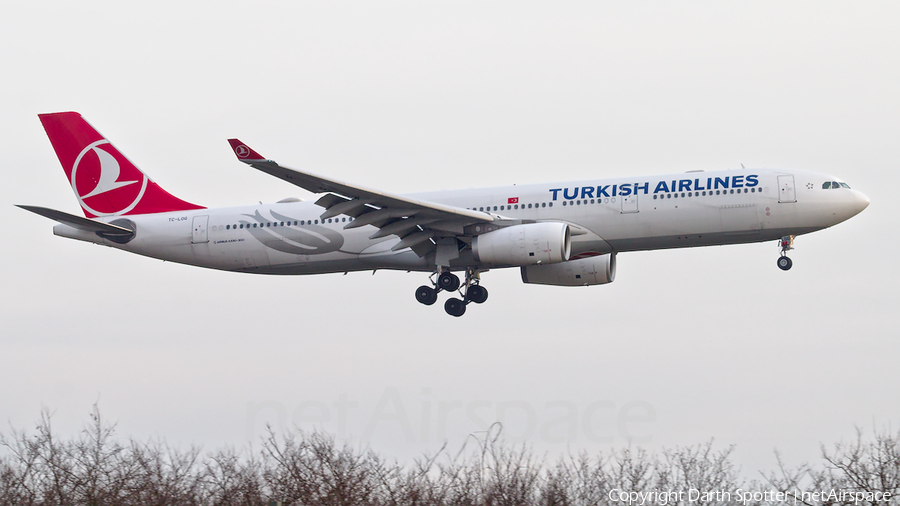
[241,210,344,255]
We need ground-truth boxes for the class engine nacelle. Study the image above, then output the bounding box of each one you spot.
[520,253,617,286]
[472,222,571,266]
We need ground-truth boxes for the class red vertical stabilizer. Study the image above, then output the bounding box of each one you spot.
[39,112,204,217]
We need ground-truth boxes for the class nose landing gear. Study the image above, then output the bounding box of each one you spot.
[415,268,488,317]
[777,256,793,271]
[777,235,794,271]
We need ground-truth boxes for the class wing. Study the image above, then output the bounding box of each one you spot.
[227,139,498,257]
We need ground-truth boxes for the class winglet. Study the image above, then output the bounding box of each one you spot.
[227,139,267,163]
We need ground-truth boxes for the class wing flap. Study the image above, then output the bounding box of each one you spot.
[391,230,434,252]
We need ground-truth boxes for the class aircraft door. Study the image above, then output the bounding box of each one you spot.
[192,215,209,244]
[621,194,639,214]
[777,175,796,203]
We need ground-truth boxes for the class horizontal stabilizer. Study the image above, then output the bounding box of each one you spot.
[17,205,135,238]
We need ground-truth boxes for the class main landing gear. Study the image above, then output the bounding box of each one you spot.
[777,235,794,271]
[415,268,489,317]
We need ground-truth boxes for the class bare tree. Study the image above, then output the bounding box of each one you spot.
[766,427,899,506]
[2,407,898,506]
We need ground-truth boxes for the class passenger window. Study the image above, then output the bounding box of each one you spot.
[549,202,553,207]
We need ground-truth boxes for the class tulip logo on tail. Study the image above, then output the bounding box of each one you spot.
[235,145,250,159]
[71,140,148,216]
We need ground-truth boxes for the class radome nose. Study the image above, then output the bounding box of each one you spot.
[851,190,870,215]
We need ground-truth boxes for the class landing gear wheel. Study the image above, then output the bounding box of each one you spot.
[466,285,488,304]
[777,256,793,271]
[444,297,466,317]
[437,271,461,292]
[415,285,438,305]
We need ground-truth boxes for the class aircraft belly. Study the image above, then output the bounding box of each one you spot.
[606,226,820,252]
[719,204,761,235]
[358,238,431,270]
[582,199,765,252]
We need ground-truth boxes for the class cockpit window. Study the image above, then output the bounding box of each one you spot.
[822,182,833,189]
[840,182,851,189]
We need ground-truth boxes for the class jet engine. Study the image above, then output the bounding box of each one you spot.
[520,253,616,286]
[472,222,571,266]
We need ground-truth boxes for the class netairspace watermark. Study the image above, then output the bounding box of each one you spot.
[245,387,655,445]
[608,488,894,506]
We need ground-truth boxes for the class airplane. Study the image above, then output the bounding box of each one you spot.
[19,112,870,317]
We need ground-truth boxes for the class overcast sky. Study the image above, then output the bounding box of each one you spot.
[1,1,898,474]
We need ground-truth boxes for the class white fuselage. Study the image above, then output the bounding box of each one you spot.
[53,167,869,275]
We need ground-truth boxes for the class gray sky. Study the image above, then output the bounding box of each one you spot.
[1,1,898,473]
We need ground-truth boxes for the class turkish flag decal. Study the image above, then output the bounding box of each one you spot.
[507,197,519,204]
